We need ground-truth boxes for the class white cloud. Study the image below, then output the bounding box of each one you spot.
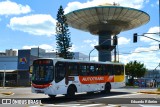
[83,39,98,48]
[8,14,57,36]
[134,45,159,52]
[140,26,160,43]
[64,0,145,14]
[69,44,77,52]
[145,0,149,3]
[118,37,130,45]
[22,44,55,52]
[151,4,155,7]
[157,0,159,5]
[22,45,37,49]
[0,0,31,16]
[90,56,98,61]
[119,45,160,69]
[83,40,93,43]
[84,37,130,46]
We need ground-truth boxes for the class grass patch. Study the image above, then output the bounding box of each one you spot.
[139,91,160,94]
[1,92,13,95]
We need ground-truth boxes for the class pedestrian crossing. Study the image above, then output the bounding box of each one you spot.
[28,103,120,107]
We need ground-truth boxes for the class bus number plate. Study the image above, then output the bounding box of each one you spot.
[35,90,44,93]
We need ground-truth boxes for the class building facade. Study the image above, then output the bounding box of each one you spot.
[5,49,17,56]
[0,48,89,86]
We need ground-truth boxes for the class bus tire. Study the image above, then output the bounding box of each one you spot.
[101,83,111,94]
[66,85,76,98]
[87,92,94,95]
[48,95,56,99]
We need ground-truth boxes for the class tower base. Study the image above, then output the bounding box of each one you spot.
[98,32,112,62]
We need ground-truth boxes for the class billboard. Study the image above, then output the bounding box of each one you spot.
[17,50,31,70]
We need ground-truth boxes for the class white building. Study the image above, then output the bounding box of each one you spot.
[31,48,45,57]
[5,49,17,56]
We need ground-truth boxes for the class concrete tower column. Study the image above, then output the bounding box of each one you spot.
[98,32,111,62]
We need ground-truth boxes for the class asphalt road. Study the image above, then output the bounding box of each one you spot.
[0,87,160,107]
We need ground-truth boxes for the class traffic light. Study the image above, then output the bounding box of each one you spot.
[159,44,160,49]
[113,35,118,45]
[133,33,138,43]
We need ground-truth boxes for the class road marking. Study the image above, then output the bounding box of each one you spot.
[27,103,119,107]
[102,93,143,98]
[139,104,160,107]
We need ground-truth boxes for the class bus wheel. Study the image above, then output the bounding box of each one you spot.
[87,92,94,95]
[48,95,56,99]
[101,83,111,94]
[66,85,76,98]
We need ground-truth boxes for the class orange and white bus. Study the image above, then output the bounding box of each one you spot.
[31,58,125,98]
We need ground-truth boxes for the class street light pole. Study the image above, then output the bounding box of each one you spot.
[38,46,39,58]
[3,64,6,88]
[88,38,116,61]
[89,48,95,61]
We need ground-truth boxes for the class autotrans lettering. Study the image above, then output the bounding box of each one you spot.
[82,76,104,81]
[79,76,115,84]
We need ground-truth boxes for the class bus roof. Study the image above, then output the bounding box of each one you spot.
[34,58,124,65]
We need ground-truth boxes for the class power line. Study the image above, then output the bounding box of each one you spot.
[89,49,160,56]
[119,49,160,55]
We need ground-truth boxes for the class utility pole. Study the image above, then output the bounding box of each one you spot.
[113,35,118,62]
[38,46,39,58]
[3,64,6,88]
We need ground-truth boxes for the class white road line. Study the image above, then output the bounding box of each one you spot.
[82,104,104,107]
[139,104,160,107]
[102,93,143,98]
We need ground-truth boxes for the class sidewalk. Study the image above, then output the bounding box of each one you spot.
[0,87,15,96]
[122,86,160,94]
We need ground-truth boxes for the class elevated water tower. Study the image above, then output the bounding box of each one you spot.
[66,3,150,61]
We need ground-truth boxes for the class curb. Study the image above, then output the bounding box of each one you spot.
[138,91,160,94]
[1,92,14,95]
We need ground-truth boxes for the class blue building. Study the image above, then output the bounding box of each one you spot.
[0,48,89,86]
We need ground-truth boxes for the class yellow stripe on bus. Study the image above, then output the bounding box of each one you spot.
[114,75,125,82]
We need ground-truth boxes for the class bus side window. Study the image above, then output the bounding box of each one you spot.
[107,65,113,75]
[68,63,78,76]
[90,65,96,76]
[55,62,66,83]
[114,65,122,75]
[80,64,87,76]
[120,65,124,75]
[96,64,101,75]
[98,64,104,76]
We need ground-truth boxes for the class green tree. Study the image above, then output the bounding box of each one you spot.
[125,61,147,85]
[56,5,73,59]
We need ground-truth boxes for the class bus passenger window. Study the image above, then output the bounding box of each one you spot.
[120,65,124,75]
[80,65,87,76]
[90,65,95,75]
[114,65,122,75]
[101,65,106,75]
[97,65,104,75]
[96,65,100,75]
[107,65,113,75]
[55,62,66,83]
[68,63,78,76]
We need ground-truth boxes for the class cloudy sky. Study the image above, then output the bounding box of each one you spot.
[0,0,159,69]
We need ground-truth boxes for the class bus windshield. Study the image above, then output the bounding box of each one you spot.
[32,59,54,84]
